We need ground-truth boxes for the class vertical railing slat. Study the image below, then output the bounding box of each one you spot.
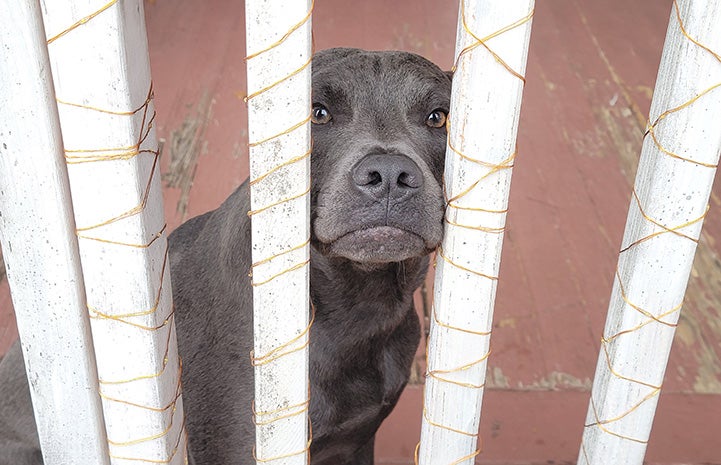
[579,1,721,463]
[244,1,312,464]
[40,1,187,463]
[418,1,534,464]
[0,2,111,464]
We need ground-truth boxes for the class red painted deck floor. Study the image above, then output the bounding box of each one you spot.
[2,0,721,463]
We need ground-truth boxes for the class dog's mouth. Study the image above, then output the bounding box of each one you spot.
[328,226,428,263]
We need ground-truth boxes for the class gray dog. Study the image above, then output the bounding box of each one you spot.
[0,48,452,465]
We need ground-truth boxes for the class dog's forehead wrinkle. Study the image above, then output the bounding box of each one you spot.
[313,49,450,116]
[313,81,349,108]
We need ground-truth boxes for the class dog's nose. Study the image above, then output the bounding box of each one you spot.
[351,153,423,200]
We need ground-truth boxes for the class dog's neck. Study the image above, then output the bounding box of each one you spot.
[309,246,427,340]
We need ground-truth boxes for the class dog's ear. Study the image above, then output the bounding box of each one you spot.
[445,70,453,82]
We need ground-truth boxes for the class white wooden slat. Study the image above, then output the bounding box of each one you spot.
[244,1,312,464]
[579,1,721,463]
[40,1,186,463]
[0,1,110,463]
[418,1,535,464]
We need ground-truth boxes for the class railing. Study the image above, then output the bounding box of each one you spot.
[0,1,718,465]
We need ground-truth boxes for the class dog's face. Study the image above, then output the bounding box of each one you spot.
[310,48,451,264]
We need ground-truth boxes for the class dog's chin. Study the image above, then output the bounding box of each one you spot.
[328,226,429,264]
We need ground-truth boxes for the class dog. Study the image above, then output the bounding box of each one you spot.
[0,48,452,465]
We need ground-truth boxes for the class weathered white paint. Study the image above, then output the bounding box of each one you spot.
[41,1,186,463]
[418,1,534,464]
[0,2,110,464]
[245,1,312,464]
[579,1,721,463]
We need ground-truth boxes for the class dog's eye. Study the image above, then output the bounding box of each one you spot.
[426,109,447,128]
[311,104,332,125]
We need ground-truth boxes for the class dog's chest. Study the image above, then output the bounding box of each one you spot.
[308,330,414,463]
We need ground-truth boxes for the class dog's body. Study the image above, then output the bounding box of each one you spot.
[0,48,451,465]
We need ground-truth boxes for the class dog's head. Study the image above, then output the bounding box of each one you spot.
[311,48,451,265]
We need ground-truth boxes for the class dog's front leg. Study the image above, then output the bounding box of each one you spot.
[346,436,374,465]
